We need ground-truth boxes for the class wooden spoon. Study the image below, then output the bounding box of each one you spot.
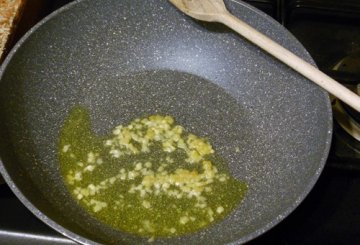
[169,0,360,112]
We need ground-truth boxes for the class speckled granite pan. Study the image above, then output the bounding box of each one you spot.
[0,0,332,244]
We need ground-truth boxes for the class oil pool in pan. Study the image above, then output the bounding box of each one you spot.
[59,106,248,241]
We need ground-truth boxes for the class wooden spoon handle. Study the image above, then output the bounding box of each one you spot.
[219,13,360,112]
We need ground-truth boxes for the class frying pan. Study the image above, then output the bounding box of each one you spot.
[0,0,332,244]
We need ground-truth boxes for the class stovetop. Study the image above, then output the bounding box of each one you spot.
[1,0,360,244]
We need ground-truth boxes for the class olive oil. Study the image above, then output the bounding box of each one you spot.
[59,106,248,239]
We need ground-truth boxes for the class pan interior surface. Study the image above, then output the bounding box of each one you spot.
[0,0,332,244]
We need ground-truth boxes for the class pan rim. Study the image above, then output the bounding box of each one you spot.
[0,1,104,245]
[225,0,333,244]
[0,0,333,244]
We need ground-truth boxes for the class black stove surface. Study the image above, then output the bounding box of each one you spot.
[1,0,360,244]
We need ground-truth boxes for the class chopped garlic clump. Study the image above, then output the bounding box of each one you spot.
[105,115,214,164]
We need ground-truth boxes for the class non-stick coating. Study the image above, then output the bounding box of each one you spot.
[0,0,332,244]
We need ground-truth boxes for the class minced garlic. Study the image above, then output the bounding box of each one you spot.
[105,115,214,164]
